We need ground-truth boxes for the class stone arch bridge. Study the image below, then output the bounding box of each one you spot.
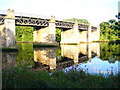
[0,9,100,47]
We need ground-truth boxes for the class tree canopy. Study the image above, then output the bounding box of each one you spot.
[64,18,89,24]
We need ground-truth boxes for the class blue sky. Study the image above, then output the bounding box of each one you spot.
[0,0,119,26]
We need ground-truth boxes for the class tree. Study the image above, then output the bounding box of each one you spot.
[16,26,33,41]
[56,28,61,43]
[99,19,120,41]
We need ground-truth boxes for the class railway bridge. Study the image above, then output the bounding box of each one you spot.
[0,9,100,47]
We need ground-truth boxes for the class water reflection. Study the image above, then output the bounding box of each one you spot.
[61,43,100,63]
[34,48,57,70]
[2,43,120,76]
[33,43,100,71]
[2,52,17,68]
[63,56,119,76]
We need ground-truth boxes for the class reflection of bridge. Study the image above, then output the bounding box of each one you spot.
[33,43,100,70]
[2,43,100,70]
[0,9,100,47]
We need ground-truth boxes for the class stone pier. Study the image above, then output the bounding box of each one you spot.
[79,30,88,42]
[33,16,57,45]
[91,26,100,41]
[88,25,92,42]
[60,22,79,44]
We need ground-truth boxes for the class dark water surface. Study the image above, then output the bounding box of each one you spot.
[2,42,120,76]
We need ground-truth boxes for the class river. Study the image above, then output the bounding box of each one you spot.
[2,42,120,77]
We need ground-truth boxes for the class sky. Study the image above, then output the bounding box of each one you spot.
[0,0,119,26]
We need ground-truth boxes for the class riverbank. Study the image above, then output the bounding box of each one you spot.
[33,42,59,47]
[1,46,18,52]
[16,40,120,44]
[2,67,119,88]
[16,41,60,47]
[93,40,120,44]
[1,40,119,52]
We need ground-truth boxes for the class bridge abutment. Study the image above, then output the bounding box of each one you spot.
[0,9,15,47]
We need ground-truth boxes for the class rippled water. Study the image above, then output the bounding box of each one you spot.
[2,42,120,76]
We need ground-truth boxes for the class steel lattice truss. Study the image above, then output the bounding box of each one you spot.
[0,14,97,31]
[15,16,49,26]
[78,24,89,30]
[55,21,74,29]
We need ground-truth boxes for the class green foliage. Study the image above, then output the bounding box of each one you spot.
[64,18,89,24]
[16,26,62,43]
[99,19,120,41]
[56,28,61,42]
[16,26,33,41]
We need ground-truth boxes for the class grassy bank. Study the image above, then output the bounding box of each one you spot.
[2,67,119,88]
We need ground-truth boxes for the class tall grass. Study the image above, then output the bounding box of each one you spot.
[2,67,119,88]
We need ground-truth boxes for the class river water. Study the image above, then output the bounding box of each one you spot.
[2,42,120,76]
